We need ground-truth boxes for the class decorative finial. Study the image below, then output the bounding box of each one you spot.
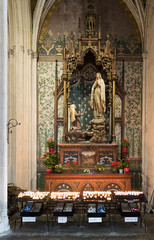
[86,0,96,37]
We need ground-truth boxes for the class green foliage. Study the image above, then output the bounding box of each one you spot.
[121,137,130,148]
[43,152,57,169]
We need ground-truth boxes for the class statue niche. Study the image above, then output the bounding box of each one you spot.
[66,59,109,143]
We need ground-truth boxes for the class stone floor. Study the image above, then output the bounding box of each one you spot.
[0,213,154,240]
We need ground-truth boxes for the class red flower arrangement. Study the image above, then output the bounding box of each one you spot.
[110,161,120,172]
[121,137,130,148]
[46,138,55,148]
[67,160,78,172]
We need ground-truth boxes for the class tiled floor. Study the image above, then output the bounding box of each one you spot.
[0,213,154,240]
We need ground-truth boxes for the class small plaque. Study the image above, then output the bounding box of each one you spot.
[22,217,36,222]
[125,217,138,222]
[88,217,102,223]
[58,216,67,223]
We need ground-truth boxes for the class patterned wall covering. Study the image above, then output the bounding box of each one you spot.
[58,94,64,118]
[115,94,122,118]
[115,94,122,154]
[124,62,142,158]
[116,61,123,85]
[115,123,122,154]
[57,123,63,151]
[37,61,63,157]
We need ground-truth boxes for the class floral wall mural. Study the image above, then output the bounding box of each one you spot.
[116,61,123,85]
[115,61,142,158]
[115,123,122,154]
[115,94,122,118]
[37,61,63,158]
[58,94,64,118]
[124,62,142,158]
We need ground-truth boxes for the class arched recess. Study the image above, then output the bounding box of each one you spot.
[36,0,144,187]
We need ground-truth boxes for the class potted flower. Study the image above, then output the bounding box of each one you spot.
[43,152,57,173]
[67,160,78,172]
[123,158,131,173]
[117,157,125,174]
[83,169,91,174]
[118,164,124,174]
[46,138,55,153]
[55,164,63,173]
[110,161,120,173]
[95,162,105,172]
[121,137,130,153]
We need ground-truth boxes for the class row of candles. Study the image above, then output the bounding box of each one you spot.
[18,191,143,200]
[114,191,143,196]
[50,192,80,200]
[83,191,112,201]
[18,191,50,200]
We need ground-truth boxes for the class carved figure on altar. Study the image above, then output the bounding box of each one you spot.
[90,72,106,118]
[65,104,84,142]
[70,104,83,130]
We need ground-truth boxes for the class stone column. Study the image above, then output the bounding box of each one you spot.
[0,0,10,235]
[8,0,36,190]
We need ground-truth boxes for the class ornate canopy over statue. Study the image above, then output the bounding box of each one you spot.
[54,0,117,145]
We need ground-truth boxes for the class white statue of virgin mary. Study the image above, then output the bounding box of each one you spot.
[90,72,106,118]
